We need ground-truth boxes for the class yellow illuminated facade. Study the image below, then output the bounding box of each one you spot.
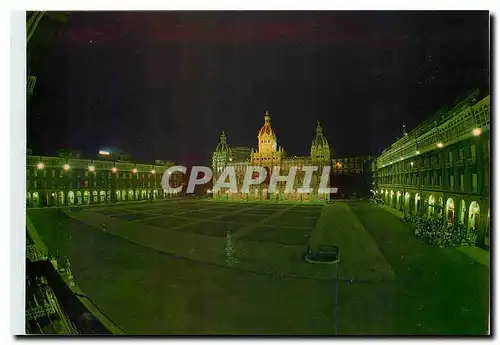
[212,111,368,202]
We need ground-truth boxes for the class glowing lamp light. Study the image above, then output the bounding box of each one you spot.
[36,162,44,170]
[410,161,414,167]
[88,165,95,172]
[437,142,444,148]
[400,157,403,161]
[416,150,420,155]
[111,167,117,173]
[472,128,481,136]
[151,169,156,174]
[99,150,110,156]
[132,168,138,173]
[63,164,70,171]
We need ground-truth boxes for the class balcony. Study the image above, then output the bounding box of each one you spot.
[444,162,452,169]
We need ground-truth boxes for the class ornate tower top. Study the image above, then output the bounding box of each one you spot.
[215,130,230,153]
[259,111,274,137]
[316,120,323,134]
[311,120,331,161]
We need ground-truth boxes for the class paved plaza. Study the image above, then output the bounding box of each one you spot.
[27,198,489,335]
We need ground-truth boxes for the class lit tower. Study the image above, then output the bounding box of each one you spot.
[212,130,232,171]
[251,111,283,166]
[310,121,331,164]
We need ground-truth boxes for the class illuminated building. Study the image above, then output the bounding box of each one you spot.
[212,111,372,202]
[373,90,491,248]
[26,150,182,208]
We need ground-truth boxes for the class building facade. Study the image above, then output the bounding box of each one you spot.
[26,153,182,208]
[373,92,491,248]
[211,111,373,202]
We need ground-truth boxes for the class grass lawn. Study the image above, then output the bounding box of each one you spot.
[269,215,319,228]
[241,225,313,246]
[178,220,246,237]
[111,212,156,221]
[141,216,195,228]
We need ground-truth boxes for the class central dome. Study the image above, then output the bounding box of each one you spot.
[258,111,274,137]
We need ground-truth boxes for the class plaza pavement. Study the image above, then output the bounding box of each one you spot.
[65,200,394,282]
[27,198,489,334]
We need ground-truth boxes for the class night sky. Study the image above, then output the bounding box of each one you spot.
[27,11,490,166]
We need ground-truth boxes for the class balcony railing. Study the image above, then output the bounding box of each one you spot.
[466,157,476,165]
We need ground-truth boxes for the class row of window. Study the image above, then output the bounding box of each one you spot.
[27,180,160,189]
[378,171,480,193]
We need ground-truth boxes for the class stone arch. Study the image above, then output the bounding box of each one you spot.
[438,197,444,217]
[128,189,134,200]
[92,191,98,204]
[122,190,127,201]
[396,191,401,210]
[99,190,106,203]
[107,190,112,202]
[415,193,421,215]
[459,199,467,224]
[445,198,455,224]
[468,201,480,230]
[147,190,151,200]
[142,190,147,200]
[68,191,75,205]
[116,190,121,201]
[26,192,31,208]
[135,190,141,200]
[50,192,57,206]
[32,192,39,208]
[428,195,436,217]
[58,191,65,206]
[76,191,82,205]
[404,192,411,213]
[153,189,158,199]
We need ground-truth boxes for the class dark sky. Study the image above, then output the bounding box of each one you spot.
[28,11,490,166]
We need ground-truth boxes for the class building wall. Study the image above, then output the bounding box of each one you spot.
[25,155,182,208]
[373,95,491,248]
